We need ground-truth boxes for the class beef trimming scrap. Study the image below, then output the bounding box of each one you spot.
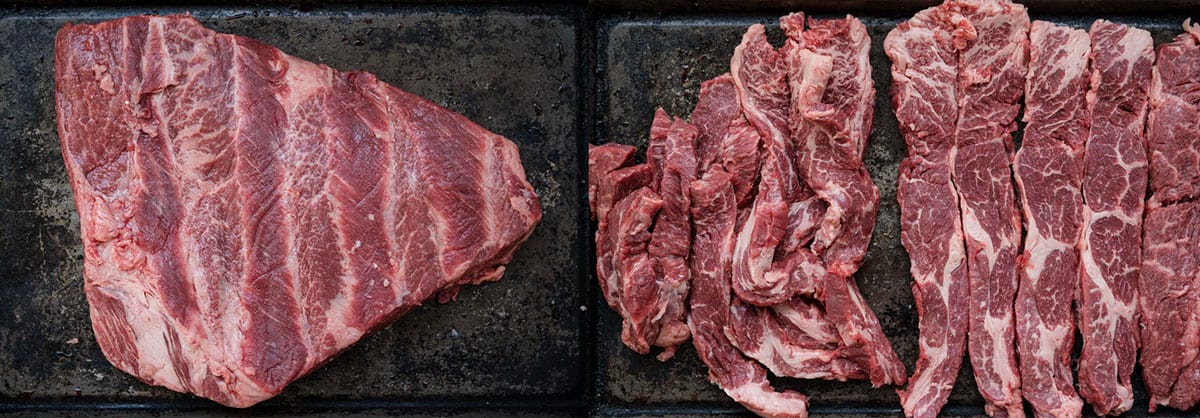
[589,12,903,418]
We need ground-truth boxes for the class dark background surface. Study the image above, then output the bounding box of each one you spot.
[0,1,1197,417]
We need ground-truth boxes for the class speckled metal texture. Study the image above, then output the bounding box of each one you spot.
[0,4,586,415]
[593,13,1197,418]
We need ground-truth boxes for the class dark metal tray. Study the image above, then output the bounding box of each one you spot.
[0,1,1197,417]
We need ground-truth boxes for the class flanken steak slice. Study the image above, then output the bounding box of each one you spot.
[884,4,971,416]
[1013,21,1088,418]
[784,14,904,388]
[1077,20,1152,417]
[950,2,1028,415]
[54,15,541,407]
[1141,22,1200,412]
[687,169,809,418]
[1141,206,1200,412]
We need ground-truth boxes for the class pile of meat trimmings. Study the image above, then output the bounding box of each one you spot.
[589,12,903,418]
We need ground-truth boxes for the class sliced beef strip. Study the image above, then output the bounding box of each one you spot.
[1141,22,1200,413]
[1013,21,1089,418]
[1077,19,1153,417]
[949,2,1029,415]
[608,188,666,355]
[885,4,972,416]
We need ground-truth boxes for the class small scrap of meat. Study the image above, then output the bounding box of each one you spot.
[607,188,667,355]
[719,116,763,207]
[691,74,742,173]
[588,143,639,220]
[594,172,653,312]
[589,144,657,311]
[646,110,699,360]
[593,109,697,360]
[692,73,761,208]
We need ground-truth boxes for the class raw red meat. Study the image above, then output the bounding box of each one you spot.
[886,6,972,416]
[949,3,1029,416]
[730,24,814,306]
[784,14,905,388]
[786,14,878,276]
[597,168,657,312]
[726,296,866,381]
[606,188,667,355]
[1012,21,1089,418]
[55,15,541,407]
[645,110,699,360]
[692,74,760,207]
[1141,21,1200,413]
[687,169,809,418]
[886,1,1028,415]
[592,14,901,417]
[1077,20,1152,417]
[592,109,698,360]
[589,143,638,220]
[691,74,741,174]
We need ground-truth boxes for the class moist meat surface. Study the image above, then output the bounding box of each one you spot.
[688,169,811,418]
[1077,20,1152,417]
[591,13,903,417]
[55,15,541,408]
[887,1,1028,416]
[949,3,1029,416]
[1141,22,1200,413]
[786,14,904,388]
[1012,21,1088,418]
[885,4,971,416]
